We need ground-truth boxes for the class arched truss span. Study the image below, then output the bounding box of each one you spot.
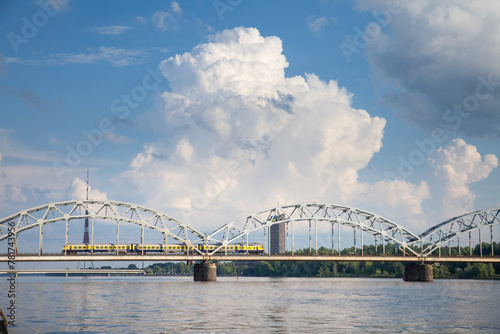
[205,202,421,256]
[0,200,206,254]
[416,208,500,256]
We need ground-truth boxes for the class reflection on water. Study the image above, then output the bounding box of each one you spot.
[2,276,499,333]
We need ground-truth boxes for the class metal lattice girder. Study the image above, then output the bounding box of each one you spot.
[416,208,500,256]
[205,202,421,256]
[0,200,206,254]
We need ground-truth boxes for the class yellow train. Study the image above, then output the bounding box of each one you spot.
[62,243,264,254]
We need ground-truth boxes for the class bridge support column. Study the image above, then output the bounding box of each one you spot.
[194,262,217,282]
[403,263,433,282]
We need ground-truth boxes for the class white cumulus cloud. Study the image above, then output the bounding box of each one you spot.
[122,27,430,231]
[430,138,498,218]
[66,177,107,200]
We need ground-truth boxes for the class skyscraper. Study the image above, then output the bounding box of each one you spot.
[83,169,89,244]
[270,216,286,254]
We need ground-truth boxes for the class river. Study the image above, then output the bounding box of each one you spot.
[1,276,499,333]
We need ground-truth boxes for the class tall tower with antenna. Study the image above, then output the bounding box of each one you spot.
[83,169,90,244]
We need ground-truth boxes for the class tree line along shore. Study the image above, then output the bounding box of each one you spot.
[137,243,500,280]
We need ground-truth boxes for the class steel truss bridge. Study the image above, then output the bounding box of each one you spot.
[0,200,499,263]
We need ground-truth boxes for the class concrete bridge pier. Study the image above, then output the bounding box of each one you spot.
[193,262,217,282]
[403,263,433,282]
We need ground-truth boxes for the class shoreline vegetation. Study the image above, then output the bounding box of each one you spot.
[141,243,500,280]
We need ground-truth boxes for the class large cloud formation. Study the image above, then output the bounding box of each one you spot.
[123,27,429,230]
[359,0,500,138]
[430,138,498,218]
[65,177,108,201]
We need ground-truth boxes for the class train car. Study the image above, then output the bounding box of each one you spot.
[165,244,188,253]
[63,244,91,254]
[133,244,163,253]
[92,244,113,253]
[236,243,264,254]
[63,244,128,254]
[131,244,190,253]
[196,243,264,254]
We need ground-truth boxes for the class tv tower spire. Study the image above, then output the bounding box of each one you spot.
[83,169,90,244]
[86,168,89,201]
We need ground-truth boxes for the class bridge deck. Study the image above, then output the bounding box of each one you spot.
[1,254,500,263]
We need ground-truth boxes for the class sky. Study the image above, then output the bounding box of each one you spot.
[1,0,499,239]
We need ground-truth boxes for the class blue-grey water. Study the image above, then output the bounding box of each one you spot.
[1,276,499,333]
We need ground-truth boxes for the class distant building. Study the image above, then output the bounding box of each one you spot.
[270,216,286,254]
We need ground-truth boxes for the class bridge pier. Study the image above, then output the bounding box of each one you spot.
[193,262,217,282]
[403,263,433,282]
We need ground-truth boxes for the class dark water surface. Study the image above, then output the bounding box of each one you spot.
[2,276,499,333]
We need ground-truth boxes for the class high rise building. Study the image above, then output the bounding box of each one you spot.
[83,169,90,244]
[270,217,286,254]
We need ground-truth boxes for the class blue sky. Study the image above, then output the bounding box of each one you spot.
[1,0,499,237]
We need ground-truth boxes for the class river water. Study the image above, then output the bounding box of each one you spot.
[1,276,499,333]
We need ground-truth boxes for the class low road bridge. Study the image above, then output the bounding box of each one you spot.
[0,269,145,277]
[1,200,499,282]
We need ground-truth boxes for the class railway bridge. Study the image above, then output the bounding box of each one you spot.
[1,200,499,282]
